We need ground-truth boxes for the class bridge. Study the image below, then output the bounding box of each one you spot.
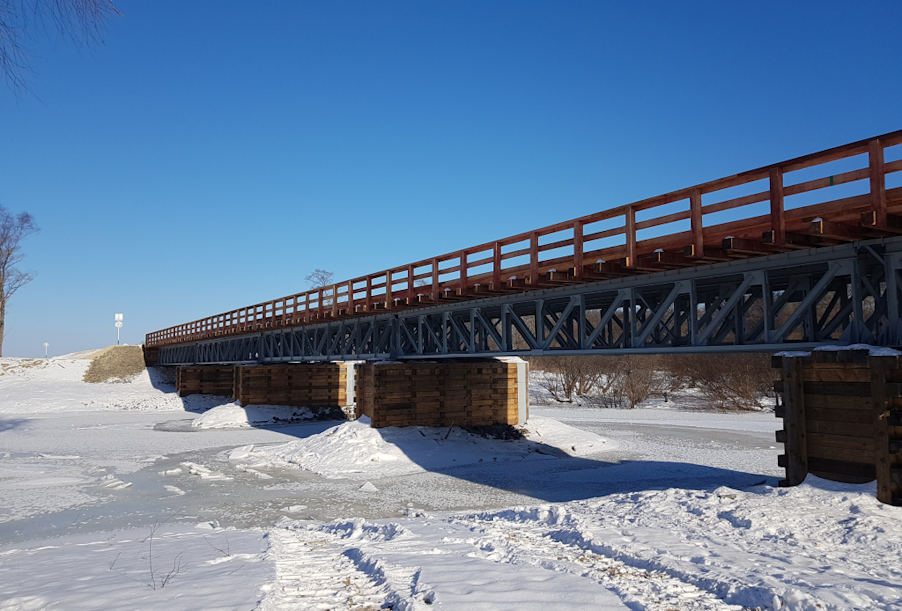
[147,130,902,366]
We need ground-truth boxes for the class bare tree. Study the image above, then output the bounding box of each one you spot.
[305,268,334,288]
[305,268,335,306]
[0,205,38,356]
[1,0,121,94]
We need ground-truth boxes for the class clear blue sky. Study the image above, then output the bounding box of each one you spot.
[2,1,900,357]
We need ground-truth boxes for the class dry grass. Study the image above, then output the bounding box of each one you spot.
[83,346,146,383]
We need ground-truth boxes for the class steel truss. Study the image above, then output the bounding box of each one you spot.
[158,237,902,365]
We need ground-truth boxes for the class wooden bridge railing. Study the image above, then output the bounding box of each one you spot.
[147,130,902,348]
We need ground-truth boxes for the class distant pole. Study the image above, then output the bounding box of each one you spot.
[115,313,123,345]
[43,342,49,358]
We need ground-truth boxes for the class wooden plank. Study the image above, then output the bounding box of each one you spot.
[809,219,862,241]
[784,167,871,197]
[802,367,871,383]
[806,418,872,437]
[802,381,872,397]
[806,444,876,464]
[781,357,808,486]
[807,456,875,481]
[807,432,874,452]
[805,406,873,424]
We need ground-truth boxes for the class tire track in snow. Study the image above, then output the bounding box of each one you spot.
[259,521,431,611]
[457,518,744,611]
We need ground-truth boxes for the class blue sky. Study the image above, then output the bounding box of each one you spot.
[1,1,900,357]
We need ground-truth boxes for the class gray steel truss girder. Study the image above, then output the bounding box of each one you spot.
[156,237,902,365]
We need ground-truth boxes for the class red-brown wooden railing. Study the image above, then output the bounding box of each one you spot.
[147,131,902,348]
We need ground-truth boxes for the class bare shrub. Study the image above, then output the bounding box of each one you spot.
[680,353,775,410]
[655,355,694,402]
[617,355,657,408]
[531,356,601,403]
[530,355,643,408]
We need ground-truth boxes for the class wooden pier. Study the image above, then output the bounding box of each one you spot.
[773,350,902,505]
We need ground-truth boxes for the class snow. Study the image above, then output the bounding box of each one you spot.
[531,404,780,434]
[191,404,333,429]
[776,344,902,357]
[0,356,231,414]
[232,415,618,480]
[814,343,902,356]
[2,355,901,610]
[0,525,270,611]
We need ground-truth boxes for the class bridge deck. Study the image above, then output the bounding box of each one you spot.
[147,131,902,349]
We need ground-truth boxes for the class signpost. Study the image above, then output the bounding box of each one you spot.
[115,313,123,345]
[43,342,49,358]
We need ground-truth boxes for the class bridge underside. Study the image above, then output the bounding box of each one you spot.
[158,238,902,366]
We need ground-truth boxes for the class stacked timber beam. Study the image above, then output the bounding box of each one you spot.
[356,359,528,429]
[773,350,902,506]
[235,363,352,408]
[176,366,236,397]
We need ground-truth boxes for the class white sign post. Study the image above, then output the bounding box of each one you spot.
[43,342,49,358]
[115,313,123,345]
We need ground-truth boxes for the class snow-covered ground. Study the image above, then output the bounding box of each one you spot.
[0,356,229,414]
[229,413,616,479]
[1,355,900,610]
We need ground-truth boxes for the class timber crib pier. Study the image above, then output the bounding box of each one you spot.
[773,350,902,505]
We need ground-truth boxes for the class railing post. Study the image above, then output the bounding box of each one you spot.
[492,242,502,288]
[385,271,393,308]
[870,138,887,228]
[529,232,539,284]
[690,189,703,257]
[770,167,785,246]
[407,264,415,301]
[332,284,339,317]
[625,205,636,268]
[573,221,583,278]
[431,258,439,301]
[459,250,468,294]
[366,276,373,311]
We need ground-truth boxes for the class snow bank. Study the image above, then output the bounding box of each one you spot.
[191,403,343,429]
[0,357,230,414]
[232,416,618,479]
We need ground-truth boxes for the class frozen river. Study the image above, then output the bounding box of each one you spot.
[0,406,781,545]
